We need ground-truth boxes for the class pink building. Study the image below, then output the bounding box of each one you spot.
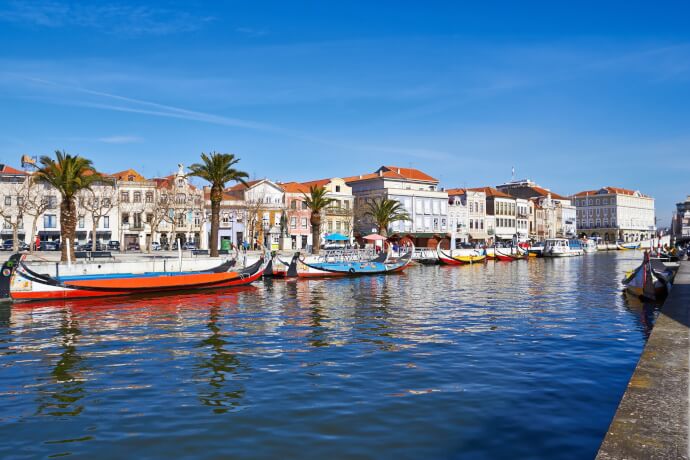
[281,182,313,250]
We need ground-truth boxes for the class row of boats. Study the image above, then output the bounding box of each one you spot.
[0,237,681,304]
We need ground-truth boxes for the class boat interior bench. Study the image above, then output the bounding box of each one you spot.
[75,251,113,260]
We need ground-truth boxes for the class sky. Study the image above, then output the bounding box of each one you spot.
[0,1,689,225]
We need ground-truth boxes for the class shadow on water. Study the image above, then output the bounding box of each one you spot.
[195,304,247,414]
[621,293,661,340]
[36,308,87,418]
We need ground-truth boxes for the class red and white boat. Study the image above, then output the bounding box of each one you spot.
[0,252,269,302]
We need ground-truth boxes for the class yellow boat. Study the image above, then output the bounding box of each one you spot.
[453,254,487,264]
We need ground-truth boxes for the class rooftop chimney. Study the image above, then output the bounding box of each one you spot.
[397,168,401,174]
[379,170,383,177]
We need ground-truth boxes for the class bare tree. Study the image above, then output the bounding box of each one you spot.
[20,179,53,252]
[79,184,118,249]
[243,196,266,248]
[0,181,30,251]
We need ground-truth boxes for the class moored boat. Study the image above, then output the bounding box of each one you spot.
[543,238,584,257]
[622,251,675,301]
[582,239,598,253]
[295,246,413,277]
[436,246,486,265]
[527,242,544,257]
[617,241,641,250]
[1,251,269,302]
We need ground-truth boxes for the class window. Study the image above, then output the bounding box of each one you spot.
[44,214,57,228]
[480,220,484,230]
[301,201,307,210]
[78,216,85,228]
[345,200,350,210]
[291,217,297,229]
[301,218,308,228]
[328,221,333,232]
[433,217,439,229]
[415,199,423,213]
[121,191,129,203]
[16,196,24,207]
[4,196,10,206]
[291,200,297,210]
[176,194,186,204]
[122,212,129,225]
[133,191,141,203]
[177,213,185,226]
[146,213,153,224]
[335,185,341,192]
[145,192,153,203]
[336,221,341,231]
[103,216,110,228]
[194,213,201,226]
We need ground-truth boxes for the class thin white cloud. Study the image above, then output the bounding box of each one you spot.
[98,135,142,144]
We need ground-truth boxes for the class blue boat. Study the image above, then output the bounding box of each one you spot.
[294,248,413,278]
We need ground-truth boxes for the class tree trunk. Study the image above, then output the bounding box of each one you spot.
[379,221,388,238]
[311,214,321,255]
[29,216,38,253]
[209,187,221,257]
[92,214,99,251]
[60,197,77,262]
[12,223,19,252]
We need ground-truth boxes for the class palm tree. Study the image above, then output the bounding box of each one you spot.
[188,152,248,257]
[34,150,109,262]
[364,198,411,238]
[303,185,335,255]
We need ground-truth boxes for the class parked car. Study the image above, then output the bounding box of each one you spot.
[127,242,140,251]
[79,241,106,251]
[150,242,161,251]
[2,240,29,251]
[40,241,59,251]
[182,242,197,250]
[107,240,121,251]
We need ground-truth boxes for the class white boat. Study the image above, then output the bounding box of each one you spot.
[543,238,584,257]
[581,239,598,253]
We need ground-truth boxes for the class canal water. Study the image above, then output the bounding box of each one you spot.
[0,252,656,459]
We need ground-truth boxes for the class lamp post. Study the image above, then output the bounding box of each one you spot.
[262,216,269,248]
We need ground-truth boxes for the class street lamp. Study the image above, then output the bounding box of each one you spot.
[262,216,269,248]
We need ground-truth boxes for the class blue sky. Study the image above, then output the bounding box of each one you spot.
[1,1,689,224]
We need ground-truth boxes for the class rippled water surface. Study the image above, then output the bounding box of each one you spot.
[0,252,656,459]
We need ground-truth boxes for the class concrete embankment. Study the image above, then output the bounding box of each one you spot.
[597,261,689,459]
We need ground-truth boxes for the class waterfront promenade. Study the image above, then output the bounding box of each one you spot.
[598,261,690,459]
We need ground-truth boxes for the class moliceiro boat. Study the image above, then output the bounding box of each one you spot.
[0,251,269,302]
[622,251,675,301]
[543,239,584,257]
[291,246,413,278]
[616,241,641,250]
[436,246,486,265]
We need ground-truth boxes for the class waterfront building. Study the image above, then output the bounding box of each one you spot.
[227,179,285,249]
[497,179,576,239]
[469,187,518,243]
[203,187,246,250]
[280,181,313,250]
[0,164,29,245]
[281,178,354,250]
[346,166,448,247]
[672,195,690,241]
[150,164,206,249]
[572,187,656,242]
[113,168,159,250]
[446,189,469,245]
[446,188,488,245]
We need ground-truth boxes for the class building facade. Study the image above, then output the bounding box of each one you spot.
[470,187,518,243]
[497,179,576,239]
[203,188,246,250]
[573,187,656,242]
[228,179,285,250]
[672,195,690,242]
[346,166,448,247]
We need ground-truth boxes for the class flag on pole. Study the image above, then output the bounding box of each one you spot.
[511,166,515,179]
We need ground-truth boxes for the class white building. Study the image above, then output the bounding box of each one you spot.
[346,166,448,247]
[573,187,655,242]
[673,195,690,241]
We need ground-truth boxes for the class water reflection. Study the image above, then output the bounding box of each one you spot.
[0,253,661,459]
[195,304,247,414]
[36,308,87,417]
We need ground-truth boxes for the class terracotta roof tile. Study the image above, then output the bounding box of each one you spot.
[344,165,438,183]
[446,188,467,196]
[468,186,513,199]
[0,164,27,175]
